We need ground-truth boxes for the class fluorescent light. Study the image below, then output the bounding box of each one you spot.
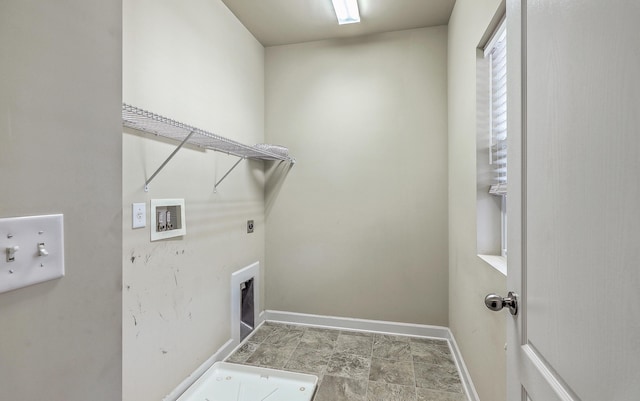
[331,0,360,25]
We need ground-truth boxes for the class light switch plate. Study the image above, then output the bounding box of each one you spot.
[0,214,64,293]
[132,203,146,229]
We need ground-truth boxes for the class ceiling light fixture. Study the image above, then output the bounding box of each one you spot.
[331,0,360,25]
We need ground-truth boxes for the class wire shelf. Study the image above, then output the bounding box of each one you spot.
[122,103,295,191]
[122,103,294,162]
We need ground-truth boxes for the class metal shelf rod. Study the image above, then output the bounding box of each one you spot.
[123,104,296,192]
[144,130,195,192]
[214,157,244,193]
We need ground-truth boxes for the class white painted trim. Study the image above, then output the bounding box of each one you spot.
[230,261,261,346]
[506,0,524,399]
[264,310,480,401]
[163,304,267,400]
[447,329,481,401]
[222,319,268,362]
[478,254,508,276]
[150,198,186,241]
[477,0,507,50]
[483,15,507,57]
[161,338,235,401]
[164,310,479,401]
[263,310,449,338]
[164,263,263,400]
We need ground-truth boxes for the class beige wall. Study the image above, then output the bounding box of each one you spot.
[122,1,266,400]
[264,27,449,326]
[0,1,512,399]
[0,1,122,400]
[447,1,507,400]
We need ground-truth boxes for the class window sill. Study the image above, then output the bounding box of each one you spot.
[478,254,507,277]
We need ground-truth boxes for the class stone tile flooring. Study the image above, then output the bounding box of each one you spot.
[225,322,467,401]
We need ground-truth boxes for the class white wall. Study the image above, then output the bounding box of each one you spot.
[122,1,266,400]
[265,27,449,326]
[448,1,507,400]
[0,1,122,400]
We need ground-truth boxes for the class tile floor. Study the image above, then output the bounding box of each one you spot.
[225,322,467,401]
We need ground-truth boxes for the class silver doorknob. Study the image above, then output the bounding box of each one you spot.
[484,291,518,316]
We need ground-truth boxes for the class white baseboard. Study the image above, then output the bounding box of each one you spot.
[263,310,448,338]
[446,331,480,401]
[162,311,267,401]
[161,338,235,401]
[263,310,479,401]
[163,310,479,401]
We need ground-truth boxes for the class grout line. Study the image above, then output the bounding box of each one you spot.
[363,330,374,400]
[229,322,467,400]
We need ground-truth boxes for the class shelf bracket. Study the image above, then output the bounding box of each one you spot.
[214,157,244,193]
[144,130,195,192]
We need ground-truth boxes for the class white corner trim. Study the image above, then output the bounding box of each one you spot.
[230,261,261,345]
[447,331,481,401]
[264,310,479,401]
[478,254,507,276]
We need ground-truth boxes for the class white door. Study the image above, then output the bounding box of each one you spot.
[504,1,640,400]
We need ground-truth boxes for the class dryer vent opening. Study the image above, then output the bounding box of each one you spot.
[240,278,254,342]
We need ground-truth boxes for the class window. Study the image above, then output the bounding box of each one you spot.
[477,17,507,274]
[487,23,507,200]
[487,20,507,257]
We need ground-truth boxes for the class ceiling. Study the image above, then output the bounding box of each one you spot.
[220,0,456,47]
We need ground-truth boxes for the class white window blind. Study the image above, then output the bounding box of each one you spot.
[486,24,507,196]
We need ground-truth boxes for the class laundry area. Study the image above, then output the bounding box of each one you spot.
[6,0,638,401]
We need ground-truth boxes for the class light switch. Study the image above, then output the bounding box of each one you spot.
[0,214,64,293]
[6,245,19,262]
[132,203,146,229]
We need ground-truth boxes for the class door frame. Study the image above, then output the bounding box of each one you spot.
[505,0,524,399]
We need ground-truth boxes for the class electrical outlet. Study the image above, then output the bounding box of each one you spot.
[132,203,146,229]
[247,220,254,233]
